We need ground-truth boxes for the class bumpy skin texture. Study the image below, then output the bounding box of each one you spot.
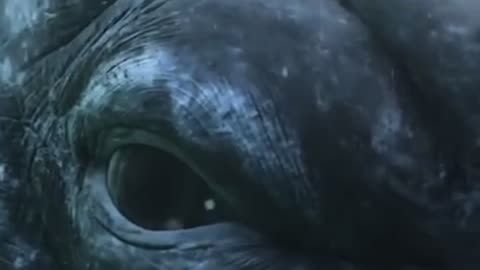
[0,0,480,269]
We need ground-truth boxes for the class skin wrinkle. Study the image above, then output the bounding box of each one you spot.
[343,0,480,159]
[344,0,480,241]
[169,79,316,219]
[3,0,320,266]
[43,1,326,268]
[2,0,432,268]
[75,40,321,249]
[69,0,321,235]
[1,0,480,269]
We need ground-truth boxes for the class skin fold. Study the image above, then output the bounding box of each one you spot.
[0,0,479,269]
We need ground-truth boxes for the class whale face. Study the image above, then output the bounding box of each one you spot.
[1,0,480,269]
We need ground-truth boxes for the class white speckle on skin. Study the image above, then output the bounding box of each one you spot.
[337,18,348,24]
[28,251,38,261]
[445,24,469,36]
[315,95,329,112]
[429,30,439,39]
[0,164,5,182]
[281,66,289,78]
[0,56,23,86]
[4,1,51,34]
[44,11,56,19]
[203,198,216,211]
[15,72,25,85]
[0,57,13,83]
[13,257,25,269]
[371,107,402,154]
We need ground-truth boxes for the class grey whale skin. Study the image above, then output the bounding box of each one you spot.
[1,0,480,269]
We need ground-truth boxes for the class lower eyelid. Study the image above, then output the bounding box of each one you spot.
[89,167,263,250]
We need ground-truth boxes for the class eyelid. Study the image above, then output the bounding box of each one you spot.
[95,128,208,179]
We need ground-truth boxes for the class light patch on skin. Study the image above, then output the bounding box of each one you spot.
[13,257,24,269]
[0,57,24,86]
[3,0,52,34]
[0,163,19,188]
[0,237,42,270]
[371,106,402,154]
[371,105,419,172]
[0,57,13,83]
[20,41,29,49]
[0,163,5,182]
[13,255,30,269]
[203,198,216,211]
[281,66,289,78]
[315,90,330,112]
[445,24,470,36]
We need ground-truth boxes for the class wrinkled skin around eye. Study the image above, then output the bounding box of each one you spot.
[1,0,480,269]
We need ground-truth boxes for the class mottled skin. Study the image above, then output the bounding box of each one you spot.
[0,0,480,269]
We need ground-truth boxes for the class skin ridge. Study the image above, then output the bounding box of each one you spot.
[0,1,429,269]
[0,116,56,269]
[0,1,434,268]
[1,0,479,269]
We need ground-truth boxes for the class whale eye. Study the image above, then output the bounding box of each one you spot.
[106,144,234,230]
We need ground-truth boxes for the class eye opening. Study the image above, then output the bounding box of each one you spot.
[98,128,240,231]
[84,128,313,254]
